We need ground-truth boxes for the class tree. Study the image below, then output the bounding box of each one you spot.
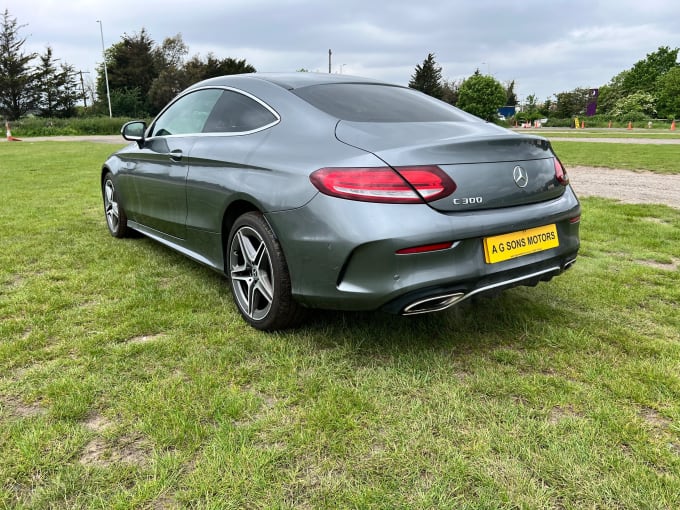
[54,63,79,117]
[33,46,58,117]
[611,91,656,121]
[596,70,628,115]
[148,34,189,113]
[440,78,460,105]
[553,87,591,118]
[456,71,506,121]
[0,9,36,120]
[523,93,541,120]
[148,68,187,113]
[96,28,159,116]
[540,97,554,117]
[96,28,257,116]
[409,53,443,99]
[109,87,147,118]
[504,80,517,107]
[656,67,680,119]
[179,53,256,92]
[149,52,257,114]
[184,54,255,81]
[154,33,188,69]
[33,46,79,117]
[621,46,679,95]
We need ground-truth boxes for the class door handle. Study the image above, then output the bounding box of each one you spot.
[169,149,183,162]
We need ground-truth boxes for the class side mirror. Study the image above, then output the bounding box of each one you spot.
[121,121,147,147]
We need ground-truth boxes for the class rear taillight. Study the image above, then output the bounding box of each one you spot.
[554,157,569,186]
[309,166,456,203]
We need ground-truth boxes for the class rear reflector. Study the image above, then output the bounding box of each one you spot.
[396,242,454,255]
[554,158,569,186]
[310,166,456,203]
[569,215,581,224]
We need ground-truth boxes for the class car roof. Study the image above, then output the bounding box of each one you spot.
[190,72,391,91]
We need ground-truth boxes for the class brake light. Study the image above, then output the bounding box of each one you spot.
[554,157,569,186]
[310,166,456,203]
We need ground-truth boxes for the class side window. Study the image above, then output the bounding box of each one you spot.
[203,90,278,133]
[152,89,222,137]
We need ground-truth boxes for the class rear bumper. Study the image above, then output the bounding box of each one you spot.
[266,187,580,312]
[382,253,577,315]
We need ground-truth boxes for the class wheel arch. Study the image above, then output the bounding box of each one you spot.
[221,200,261,271]
[100,165,113,186]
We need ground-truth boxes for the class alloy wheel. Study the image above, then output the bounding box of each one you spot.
[229,226,275,321]
[104,179,120,233]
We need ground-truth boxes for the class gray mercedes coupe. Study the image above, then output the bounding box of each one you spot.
[101,73,580,330]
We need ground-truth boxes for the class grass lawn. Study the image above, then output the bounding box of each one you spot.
[539,130,680,140]
[1,142,679,509]
[552,141,680,174]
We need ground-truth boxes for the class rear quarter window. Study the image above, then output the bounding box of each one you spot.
[292,83,469,123]
[203,90,278,133]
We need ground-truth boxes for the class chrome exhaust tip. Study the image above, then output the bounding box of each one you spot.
[402,292,466,316]
[563,258,577,271]
[399,266,564,317]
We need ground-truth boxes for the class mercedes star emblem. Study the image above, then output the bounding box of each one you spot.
[513,165,529,188]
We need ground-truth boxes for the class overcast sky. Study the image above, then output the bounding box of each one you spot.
[5,0,680,103]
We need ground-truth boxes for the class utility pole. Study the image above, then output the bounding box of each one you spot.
[78,70,90,108]
[97,20,112,117]
[328,49,332,73]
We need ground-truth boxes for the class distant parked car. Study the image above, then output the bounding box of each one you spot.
[101,73,580,330]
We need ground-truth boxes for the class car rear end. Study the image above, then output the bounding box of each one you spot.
[268,80,580,314]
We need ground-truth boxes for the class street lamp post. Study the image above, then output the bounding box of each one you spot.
[96,20,112,118]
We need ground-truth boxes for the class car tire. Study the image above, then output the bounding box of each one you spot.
[227,212,305,331]
[102,172,129,238]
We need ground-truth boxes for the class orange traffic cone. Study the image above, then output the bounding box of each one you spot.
[5,121,21,142]
[627,121,633,130]
[671,120,676,131]
[582,120,585,129]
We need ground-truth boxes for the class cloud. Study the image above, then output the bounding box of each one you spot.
[6,0,680,101]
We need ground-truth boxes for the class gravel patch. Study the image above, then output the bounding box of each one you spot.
[568,166,680,210]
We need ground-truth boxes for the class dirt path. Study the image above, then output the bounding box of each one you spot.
[567,166,680,209]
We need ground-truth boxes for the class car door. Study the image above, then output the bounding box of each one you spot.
[127,88,223,239]
[184,88,284,231]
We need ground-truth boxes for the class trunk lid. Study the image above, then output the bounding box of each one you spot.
[335,121,565,212]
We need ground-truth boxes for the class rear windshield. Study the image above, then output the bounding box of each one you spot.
[292,83,469,123]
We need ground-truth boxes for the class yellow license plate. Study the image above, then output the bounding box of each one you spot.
[483,224,559,264]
